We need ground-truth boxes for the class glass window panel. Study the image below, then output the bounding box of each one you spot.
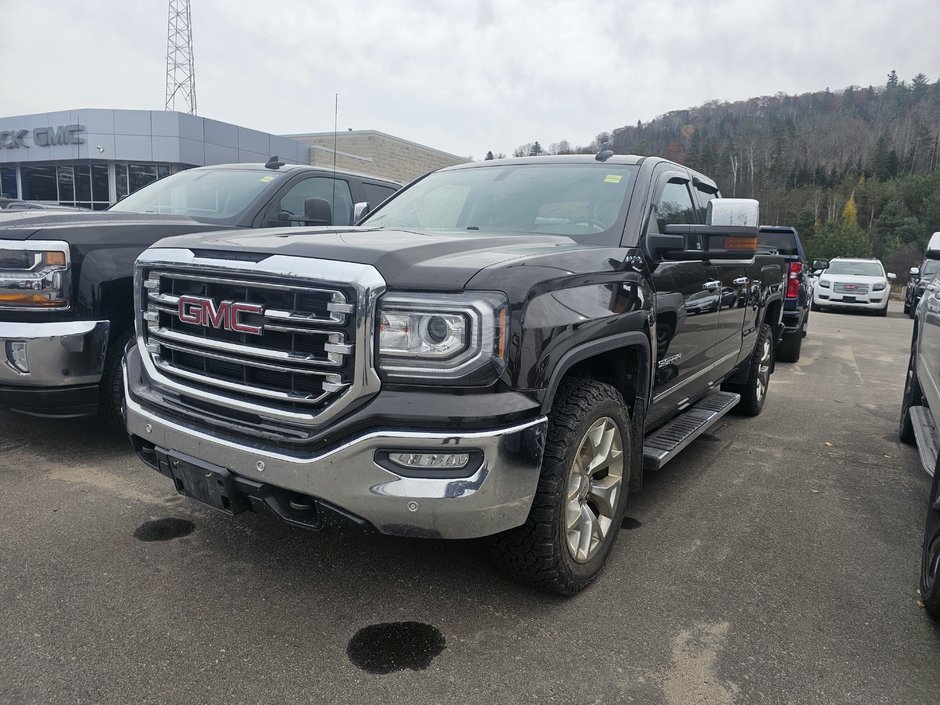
[57,166,75,203]
[0,166,17,198]
[75,165,91,201]
[278,177,354,226]
[656,181,696,231]
[129,164,158,194]
[21,166,58,201]
[91,164,109,204]
[157,165,171,179]
[115,164,128,200]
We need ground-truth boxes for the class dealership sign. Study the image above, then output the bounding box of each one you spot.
[0,124,85,149]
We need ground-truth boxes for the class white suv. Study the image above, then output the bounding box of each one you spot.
[811,257,896,316]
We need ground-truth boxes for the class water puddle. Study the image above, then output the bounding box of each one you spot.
[347,621,446,674]
[134,518,195,542]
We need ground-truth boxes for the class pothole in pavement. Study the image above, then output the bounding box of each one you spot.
[347,621,446,674]
[134,518,195,542]
[621,516,643,530]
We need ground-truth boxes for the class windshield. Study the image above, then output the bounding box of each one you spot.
[109,168,280,221]
[757,232,800,256]
[362,163,638,241]
[827,260,885,276]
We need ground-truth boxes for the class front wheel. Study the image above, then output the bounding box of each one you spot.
[99,329,133,435]
[921,470,940,620]
[489,378,631,595]
[877,302,889,317]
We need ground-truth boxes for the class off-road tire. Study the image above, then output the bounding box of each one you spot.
[726,323,773,417]
[777,328,802,363]
[489,378,631,595]
[921,470,940,620]
[899,346,923,445]
[100,329,133,436]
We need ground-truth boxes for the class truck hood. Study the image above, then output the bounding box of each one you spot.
[152,226,590,290]
[0,211,237,243]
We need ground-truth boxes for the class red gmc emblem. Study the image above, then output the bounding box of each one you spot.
[177,295,264,335]
[844,284,857,289]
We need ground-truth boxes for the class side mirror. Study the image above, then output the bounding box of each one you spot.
[887,272,897,281]
[706,198,760,227]
[353,202,370,223]
[661,224,759,260]
[303,197,333,226]
[812,269,823,277]
[911,267,921,277]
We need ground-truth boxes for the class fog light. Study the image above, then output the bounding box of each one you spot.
[387,452,470,469]
[5,340,29,373]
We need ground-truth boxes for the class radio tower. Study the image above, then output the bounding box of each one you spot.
[165,0,197,114]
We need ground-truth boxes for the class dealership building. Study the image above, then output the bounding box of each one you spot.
[0,109,467,208]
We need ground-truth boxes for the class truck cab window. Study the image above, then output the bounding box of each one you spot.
[655,180,699,249]
[279,177,353,226]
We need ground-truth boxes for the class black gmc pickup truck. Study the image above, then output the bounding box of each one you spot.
[124,154,785,593]
[0,162,399,427]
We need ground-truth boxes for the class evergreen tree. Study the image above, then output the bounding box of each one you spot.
[485,151,495,161]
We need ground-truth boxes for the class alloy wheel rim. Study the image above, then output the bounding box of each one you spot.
[756,337,771,401]
[926,530,940,593]
[564,417,624,564]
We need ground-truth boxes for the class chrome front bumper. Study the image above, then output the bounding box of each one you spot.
[0,320,110,386]
[125,368,548,540]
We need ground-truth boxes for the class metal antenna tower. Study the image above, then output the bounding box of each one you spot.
[165,0,197,114]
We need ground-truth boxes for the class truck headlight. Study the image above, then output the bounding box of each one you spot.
[818,279,831,288]
[0,240,71,309]
[872,281,887,291]
[378,291,509,384]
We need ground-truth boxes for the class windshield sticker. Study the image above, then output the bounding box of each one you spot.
[604,175,622,184]
[260,176,275,182]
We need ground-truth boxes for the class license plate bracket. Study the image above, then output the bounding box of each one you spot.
[842,295,856,302]
[167,454,247,515]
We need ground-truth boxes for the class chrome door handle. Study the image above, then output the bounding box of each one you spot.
[733,277,749,286]
[703,281,720,292]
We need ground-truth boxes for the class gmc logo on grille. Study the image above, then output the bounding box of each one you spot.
[177,295,264,335]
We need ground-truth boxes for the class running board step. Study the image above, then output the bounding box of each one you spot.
[909,405,938,478]
[643,391,741,471]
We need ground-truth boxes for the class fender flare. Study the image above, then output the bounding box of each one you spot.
[540,331,652,418]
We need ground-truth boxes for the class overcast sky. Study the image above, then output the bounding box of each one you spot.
[2,0,938,160]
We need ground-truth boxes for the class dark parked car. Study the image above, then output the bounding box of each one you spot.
[0,161,399,427]
[904,248,940,319]
[898,231,940,619]
[757,226,810,362]
[125,153,786,593]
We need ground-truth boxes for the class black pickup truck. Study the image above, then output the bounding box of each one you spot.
[0,162,399,426]
[757,226,810,362]
[124,154,785,593]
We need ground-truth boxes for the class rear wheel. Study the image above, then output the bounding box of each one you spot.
[727,323,773,417]
[777,328,802,363]
[899,346,923,444]
[921,470,940,620]
[489,378,631,595]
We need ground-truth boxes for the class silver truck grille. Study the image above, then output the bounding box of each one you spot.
[135,250,385,430]
[833,282,870,295]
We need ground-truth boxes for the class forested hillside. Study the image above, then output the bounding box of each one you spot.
[509,72,940,275]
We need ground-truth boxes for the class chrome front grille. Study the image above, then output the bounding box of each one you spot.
[833,281,870,295]
[135,249,385,430]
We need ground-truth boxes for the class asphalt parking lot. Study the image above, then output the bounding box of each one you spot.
[2,301,939,705]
